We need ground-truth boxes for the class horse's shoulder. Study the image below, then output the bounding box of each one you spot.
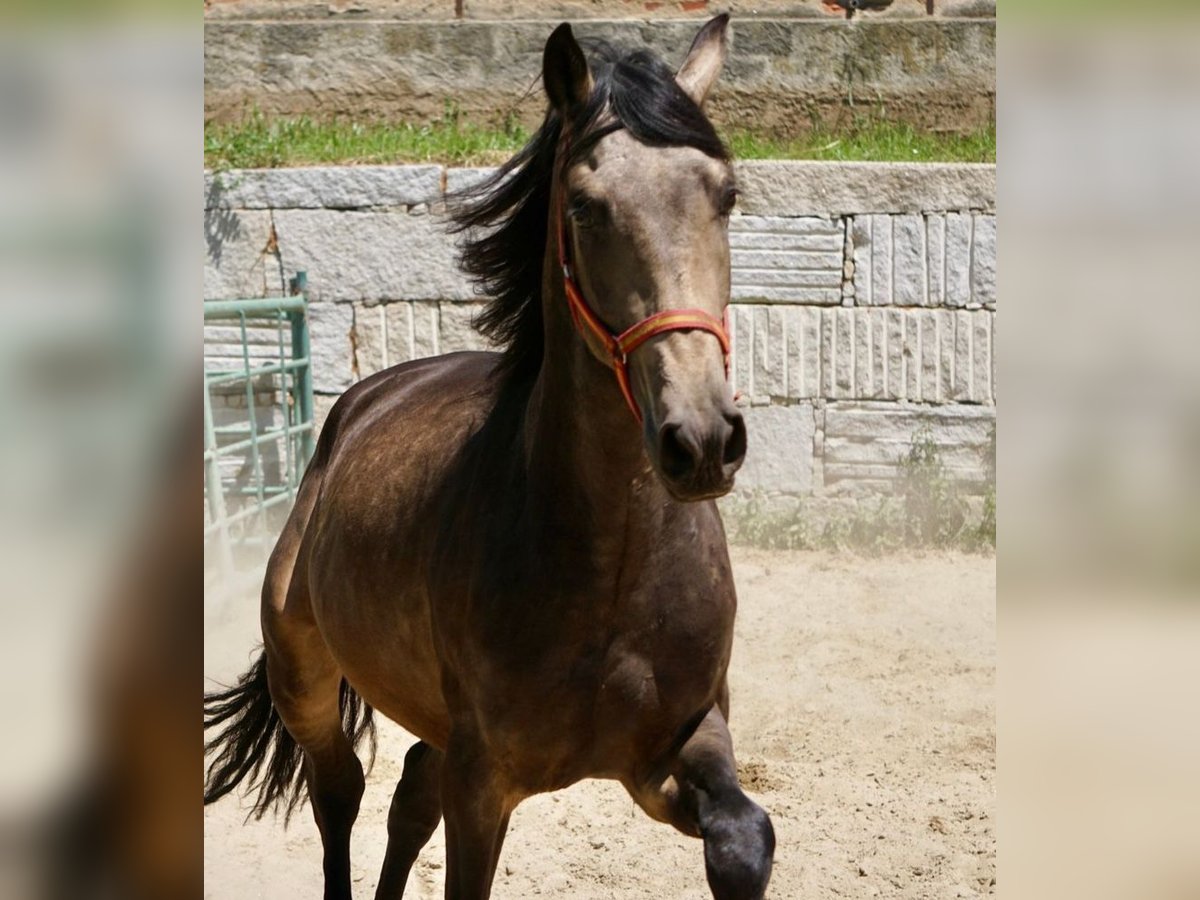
[321,351,501,447]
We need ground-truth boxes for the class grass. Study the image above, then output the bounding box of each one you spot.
[204,111,996,170]
[204,111,531,170]
[727,123,995,165]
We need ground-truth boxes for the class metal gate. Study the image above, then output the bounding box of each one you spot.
[204,274,315,572]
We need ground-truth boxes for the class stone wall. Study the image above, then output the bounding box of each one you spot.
[206,1,996,21]
[204,160,996,503]
[204,16,995,136]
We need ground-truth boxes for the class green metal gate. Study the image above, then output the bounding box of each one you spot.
[204,274,315,572]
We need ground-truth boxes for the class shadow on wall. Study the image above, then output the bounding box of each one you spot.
[204,179,241,270]
[204,176,287,298]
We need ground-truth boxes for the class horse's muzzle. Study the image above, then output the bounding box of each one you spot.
[655,407,747,501]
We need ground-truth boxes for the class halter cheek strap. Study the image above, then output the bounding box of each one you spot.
[556,153,731,425]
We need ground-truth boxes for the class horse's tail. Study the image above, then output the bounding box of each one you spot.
[203,653,376,823]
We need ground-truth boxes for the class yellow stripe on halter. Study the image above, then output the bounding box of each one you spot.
[619,311,727,354]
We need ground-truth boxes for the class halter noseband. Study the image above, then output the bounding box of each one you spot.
[555,140,731,425]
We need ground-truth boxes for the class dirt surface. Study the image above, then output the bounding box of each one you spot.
[204,549,995,898]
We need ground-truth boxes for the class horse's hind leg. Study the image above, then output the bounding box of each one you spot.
[374,741,443,899]
[261,495,366,900]
[263,612,366,900]
[628,707,775,900]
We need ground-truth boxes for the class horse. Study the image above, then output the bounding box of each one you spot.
[204,15,775,899]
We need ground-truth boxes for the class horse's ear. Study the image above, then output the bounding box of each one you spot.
[543,23,593,119]
[676,13,729,108]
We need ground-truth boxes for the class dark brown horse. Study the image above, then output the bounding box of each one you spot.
[205,16,774,899]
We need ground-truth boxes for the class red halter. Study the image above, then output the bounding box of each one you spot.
[555,147,731,425]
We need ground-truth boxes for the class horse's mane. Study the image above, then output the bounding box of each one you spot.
[448,40,729,384]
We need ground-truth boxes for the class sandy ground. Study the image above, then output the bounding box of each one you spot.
[204,549,995,899]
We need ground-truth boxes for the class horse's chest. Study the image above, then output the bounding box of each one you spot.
[471,583,735,787]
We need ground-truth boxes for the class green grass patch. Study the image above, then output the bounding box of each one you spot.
[204,110,532,171]
[204,111,996,170]
[727,122,995,165]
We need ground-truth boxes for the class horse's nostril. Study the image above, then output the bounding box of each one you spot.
[723,412,747,467]
[659,422,700,482]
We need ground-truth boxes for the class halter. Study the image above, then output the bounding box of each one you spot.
[555,140,731,425]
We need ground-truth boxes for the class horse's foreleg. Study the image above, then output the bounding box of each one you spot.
[628,707,775,900]
[440,732,512,900]
[374,740,443,899]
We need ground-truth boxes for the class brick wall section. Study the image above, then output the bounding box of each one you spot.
[204,160,996,499]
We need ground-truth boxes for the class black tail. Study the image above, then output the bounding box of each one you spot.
[203,653,376,823]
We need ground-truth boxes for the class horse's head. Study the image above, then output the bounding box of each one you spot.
[544,16,745,502]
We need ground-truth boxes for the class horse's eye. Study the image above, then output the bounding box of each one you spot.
[719,187,739,217]
[569,198,596,228]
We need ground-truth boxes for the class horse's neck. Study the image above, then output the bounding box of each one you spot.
[521,276,667,554]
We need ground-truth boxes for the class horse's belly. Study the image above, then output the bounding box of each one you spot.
[313,575,452,749]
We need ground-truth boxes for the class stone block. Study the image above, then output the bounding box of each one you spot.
[729,216,844,305]
[851,210,995,311]
[766,307,787,399]
[822,401,996,489]
[953,311,972,401]
[851,216,874,306]
[731,305,753,399]
[732,19,796,57]
[925,213,946,307]
[434,21,496,62]
[971,214,997,306]
[730,286,842,305]
[307,302,355,393]
[854,310,871,398]
[274,210,473,303]
[204,166,443,210]
[920,310,939,402]
[204,209,281,299]
[990,312,997,404]
[734,161,996,218]
[892,214,926,306]
[834,308,854,398]
[938,309,956,402]
[973,310,993,404]
[439,302,488,353]
[412,301,440,360]
[904,312,921,401]
[752,306,772,403]
[785,306,821,400]
[444,167,498,196]
[806,308,979,404]
[886,309,906,400]
[869,215,892,307]
[313,393,339,441]
[820,307,836,398]
[944,212,973,307]
[735,404,815,494]
[870,308,888,401]
[354,303,387,379]
[385,302,415,365]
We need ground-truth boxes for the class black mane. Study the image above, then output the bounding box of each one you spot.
[448,40,729,384]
